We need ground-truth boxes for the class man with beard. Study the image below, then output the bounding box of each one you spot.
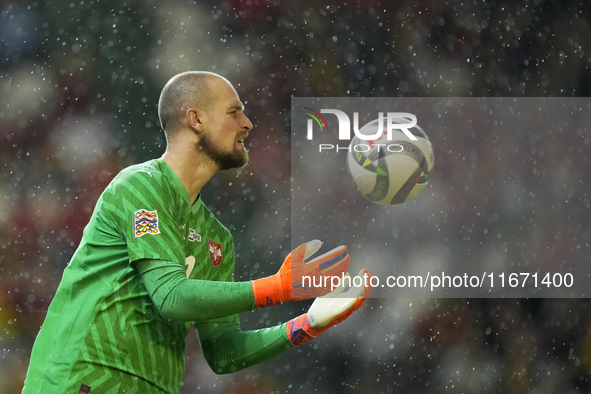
[22,71,371,394]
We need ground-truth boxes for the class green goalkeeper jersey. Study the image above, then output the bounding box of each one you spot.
[23,159,238,393]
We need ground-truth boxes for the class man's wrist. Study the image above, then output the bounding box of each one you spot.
[251,275,284,308]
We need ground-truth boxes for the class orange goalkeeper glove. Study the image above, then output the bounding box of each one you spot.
[286,269,372,346]
[251,240,350,308]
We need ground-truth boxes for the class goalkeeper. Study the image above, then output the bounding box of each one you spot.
[22,71,372,394]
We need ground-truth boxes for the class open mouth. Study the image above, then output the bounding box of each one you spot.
[237,134,248,146]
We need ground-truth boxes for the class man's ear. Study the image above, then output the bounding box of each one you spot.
[186,108,206,133]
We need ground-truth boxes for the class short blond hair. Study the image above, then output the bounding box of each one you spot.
[158,71,230,135]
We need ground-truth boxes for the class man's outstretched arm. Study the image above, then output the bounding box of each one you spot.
[135,258,256,321]
[194,315,291,374]
[134,240,351,321]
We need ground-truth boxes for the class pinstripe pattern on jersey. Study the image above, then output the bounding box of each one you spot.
[63,269,188,393]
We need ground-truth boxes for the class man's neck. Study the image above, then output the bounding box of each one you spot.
[162,148,218,205]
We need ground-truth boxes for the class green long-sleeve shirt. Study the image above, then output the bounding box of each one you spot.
[23,159,290,394]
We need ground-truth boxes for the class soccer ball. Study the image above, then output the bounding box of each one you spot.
[346,116,434,205]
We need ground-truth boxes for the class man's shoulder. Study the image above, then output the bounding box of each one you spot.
[100,159,173,204]
[116,159,167,184]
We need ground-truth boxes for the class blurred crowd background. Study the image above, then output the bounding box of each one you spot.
[1,0,591,393]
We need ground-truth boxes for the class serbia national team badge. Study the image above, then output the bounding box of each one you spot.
[133,209,161,238]
[208,238,223,266]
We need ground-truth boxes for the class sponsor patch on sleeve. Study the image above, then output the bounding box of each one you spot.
[133,209,161,238]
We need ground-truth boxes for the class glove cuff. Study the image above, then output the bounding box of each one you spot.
[286,313,327,347]
[251,274,284,308]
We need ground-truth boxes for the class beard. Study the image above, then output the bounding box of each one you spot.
[199,133,249,171]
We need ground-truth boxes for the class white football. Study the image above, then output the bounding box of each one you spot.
[346,116,434,205]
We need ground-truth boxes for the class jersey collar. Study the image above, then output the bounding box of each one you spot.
[156,158,203,211]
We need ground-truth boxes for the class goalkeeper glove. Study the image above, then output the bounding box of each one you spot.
[286,269,372,347]
[251,240,350,308]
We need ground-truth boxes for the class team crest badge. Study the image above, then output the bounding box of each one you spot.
[133,209,161,238]
[208,238,223,267]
